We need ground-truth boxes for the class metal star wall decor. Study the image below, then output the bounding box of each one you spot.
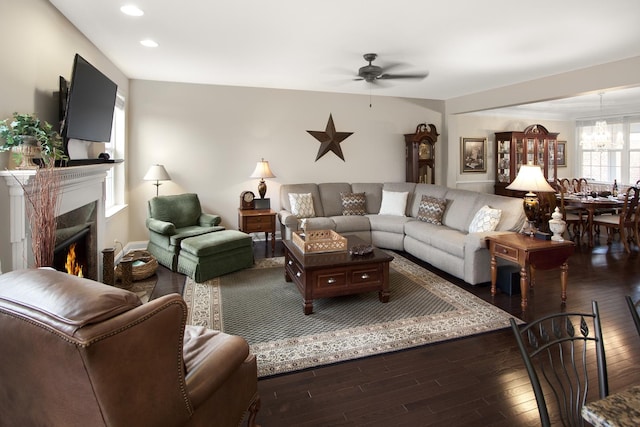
[307,114,353,161]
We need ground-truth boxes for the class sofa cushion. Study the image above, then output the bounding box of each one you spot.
[341,192,366,216]
[332,215,371,233]
[351,183,383,214]
[289,193,316,218]
[468,205,502,233]
[319,183,353,217]
[428,228,466,259]
[303,216,336,231]
[442,189,481,232]
[378,190,409,216]
[367,214,413,234]
[417,195,447,225]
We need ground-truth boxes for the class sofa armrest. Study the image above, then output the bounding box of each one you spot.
[278,210,299,229]
[146,218,176,235]
[199,213,221,227]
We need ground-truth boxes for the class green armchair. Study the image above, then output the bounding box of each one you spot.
[146,193,225,271]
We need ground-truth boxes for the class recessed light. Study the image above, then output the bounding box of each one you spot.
[121,5,144,17]
[140,39,158,48]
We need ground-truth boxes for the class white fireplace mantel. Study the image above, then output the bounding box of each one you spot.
[0,164,111,280]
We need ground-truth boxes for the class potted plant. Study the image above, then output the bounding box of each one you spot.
[1,113,67,268]
[0,112,66,168]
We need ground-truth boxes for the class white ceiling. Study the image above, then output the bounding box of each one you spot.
[49,0,640,118]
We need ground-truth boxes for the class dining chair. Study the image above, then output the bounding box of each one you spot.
[558,186,585,239]
[558,178,573,193]
[593,186,639,253]
[510,300,609,427]
[625,295,640,338]
[572,177,588,193]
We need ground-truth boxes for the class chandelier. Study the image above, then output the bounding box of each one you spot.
[580,93,622,151]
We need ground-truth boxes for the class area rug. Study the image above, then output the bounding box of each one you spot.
[183,254,519,377]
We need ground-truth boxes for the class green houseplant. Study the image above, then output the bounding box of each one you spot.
[1,113,67,268]
[0,112,66,168]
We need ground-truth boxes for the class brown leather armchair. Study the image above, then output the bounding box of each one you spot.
[0,269,259,427]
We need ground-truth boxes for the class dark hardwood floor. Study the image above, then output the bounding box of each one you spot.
[153,235,640,426]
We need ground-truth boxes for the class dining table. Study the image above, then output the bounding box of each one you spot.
[560,194,625,247]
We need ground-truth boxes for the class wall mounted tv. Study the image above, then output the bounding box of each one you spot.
[62,54,117,143]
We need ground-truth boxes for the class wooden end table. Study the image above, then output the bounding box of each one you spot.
[282,236,394,315]
[486,233,575,310]
[238,209,276,254]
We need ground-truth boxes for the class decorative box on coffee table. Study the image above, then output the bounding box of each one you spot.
[283,234,393,315]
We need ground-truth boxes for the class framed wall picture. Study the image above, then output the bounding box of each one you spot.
[557,141,567,167]
[461,137,487,173]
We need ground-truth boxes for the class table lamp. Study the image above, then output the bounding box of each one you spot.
[506,163,555,235]
[250,158,276,199]
[143,164,172,197]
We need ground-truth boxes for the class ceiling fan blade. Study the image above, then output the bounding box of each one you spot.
[378,72,429,80]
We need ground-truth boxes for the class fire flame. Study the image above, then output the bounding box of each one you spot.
[65,243,84,277]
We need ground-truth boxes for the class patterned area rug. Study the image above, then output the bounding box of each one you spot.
[183,253,519,377]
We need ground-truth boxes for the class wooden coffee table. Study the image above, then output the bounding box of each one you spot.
[283,236,394,315]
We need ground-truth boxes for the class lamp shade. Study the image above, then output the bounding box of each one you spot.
[249,158,276,179]
[143,164,172,182]
[506,164,555,193]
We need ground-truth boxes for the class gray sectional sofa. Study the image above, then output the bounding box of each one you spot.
[278,182,525,285]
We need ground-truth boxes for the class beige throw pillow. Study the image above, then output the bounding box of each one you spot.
[468,205,502,232]
[289,193,316,218]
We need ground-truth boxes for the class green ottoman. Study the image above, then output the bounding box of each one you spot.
[177,230,254,282]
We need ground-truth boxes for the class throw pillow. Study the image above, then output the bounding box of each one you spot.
[289,193,316,218]
[468,205,502,232]
[341,192,366,216]
[417,195,447,225]
[378,190,409,216]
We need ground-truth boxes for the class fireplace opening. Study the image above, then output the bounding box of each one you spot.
[52,201,97,279]
[54,228,90,277]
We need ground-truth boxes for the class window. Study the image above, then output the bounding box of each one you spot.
[105,93,125,215]
[578,116,640,185]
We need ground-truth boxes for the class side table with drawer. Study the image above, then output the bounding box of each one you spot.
[238,208,277,254]
[486,232,575,311]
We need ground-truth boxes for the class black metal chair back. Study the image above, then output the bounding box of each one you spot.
[510,301,608,427]
[626,295,640,337]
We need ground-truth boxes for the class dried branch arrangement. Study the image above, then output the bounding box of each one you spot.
[14,162,62,267]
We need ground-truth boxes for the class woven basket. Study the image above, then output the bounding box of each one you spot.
[115,250,158,281]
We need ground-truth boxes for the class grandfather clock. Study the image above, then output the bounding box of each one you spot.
[405,123,439,184]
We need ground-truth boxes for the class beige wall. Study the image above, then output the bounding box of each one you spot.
[0,0,130,271]
[127,80,444,241]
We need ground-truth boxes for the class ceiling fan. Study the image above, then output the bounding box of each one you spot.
[355,53,428,83]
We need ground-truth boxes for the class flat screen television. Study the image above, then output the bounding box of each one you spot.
[62,54,117,143]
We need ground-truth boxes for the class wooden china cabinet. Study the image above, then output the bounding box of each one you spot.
[405,123,439,184]
[494,124,559,196]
